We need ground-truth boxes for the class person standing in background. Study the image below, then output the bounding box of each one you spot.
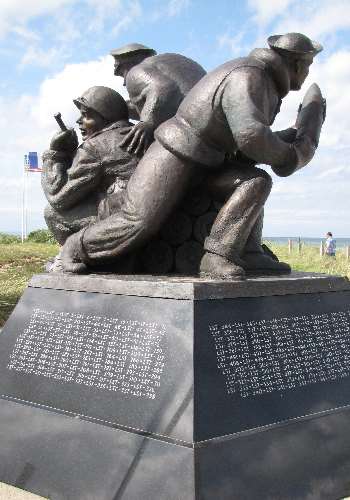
[325,232,336,256]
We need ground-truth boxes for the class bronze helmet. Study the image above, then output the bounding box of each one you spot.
[73,86,128,122]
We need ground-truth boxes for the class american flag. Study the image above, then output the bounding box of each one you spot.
[24,152,42,172]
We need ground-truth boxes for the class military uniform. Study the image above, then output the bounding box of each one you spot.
[123,52,206,129]
[154,47,316,262]
[64,34,324,278]
[42,87,138,245]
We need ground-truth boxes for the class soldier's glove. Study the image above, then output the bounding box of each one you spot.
[60,230,88,274]
[50,128,78,153]
[119,121,154,156]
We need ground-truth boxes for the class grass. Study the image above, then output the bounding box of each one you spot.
[0,242,58,326]
[0,240,349,327]
[264,241,350,280]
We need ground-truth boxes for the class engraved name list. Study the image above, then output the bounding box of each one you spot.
[7,308,166,399]
[210,310,350,398]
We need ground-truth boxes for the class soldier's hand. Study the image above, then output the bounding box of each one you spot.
[50,128,78,153]
[119,122,154,156]
[60,232,87,274]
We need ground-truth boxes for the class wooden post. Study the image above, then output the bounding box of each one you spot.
[298,237,302,254]
[320,241,324,256]
[288,239,293,254]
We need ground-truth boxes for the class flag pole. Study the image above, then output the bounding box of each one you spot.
[21,156,26,243]
[24,169,28,240]
[22,152,40,241]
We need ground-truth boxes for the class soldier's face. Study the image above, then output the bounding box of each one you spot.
[113,58,123,77]
[113,55,144,82]
[113,58,130,81]
[290,55,313,90]
[76,107,106,139]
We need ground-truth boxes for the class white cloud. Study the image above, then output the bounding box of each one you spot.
[248,0,294,26]
[150,0,189,21]
[48,14,81,44]
[167,0,190,17]
[0,177,23,189]
[111,1,142,36]
[19,46,64,69]
[275,0,350,40]
[217,30,250,58]
[61,0,143,37]
[11,26,40,42]
[247,0,350,46]
[87,0,123,32]
[316,165,349,180]
[0,0,75,38]
[1,0,143,71]
[33,56,127,130]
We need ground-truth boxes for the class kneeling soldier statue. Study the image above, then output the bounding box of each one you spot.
[42,86,138,271]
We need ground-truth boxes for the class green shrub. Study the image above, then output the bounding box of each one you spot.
[0,232,21,244]
[27,229,56,244]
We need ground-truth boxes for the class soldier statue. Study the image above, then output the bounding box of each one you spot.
[60,33,326,280]
[42,86,138,262]
[110,43,206,155]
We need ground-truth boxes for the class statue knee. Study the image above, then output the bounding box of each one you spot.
[253,169,273,195]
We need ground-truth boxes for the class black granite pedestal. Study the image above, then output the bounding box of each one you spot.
[1,272,350,499]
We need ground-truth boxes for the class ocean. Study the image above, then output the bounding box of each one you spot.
[3,230,350,248]
[263,237,350,248]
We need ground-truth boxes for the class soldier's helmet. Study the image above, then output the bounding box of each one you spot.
[268,33,323,57]
[110,43,157,59]
[73,86,128,122]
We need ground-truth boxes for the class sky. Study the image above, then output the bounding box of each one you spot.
[0,0,349,237]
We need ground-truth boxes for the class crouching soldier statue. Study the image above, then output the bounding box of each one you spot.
[60,33,326,280]
[42,86,138,255]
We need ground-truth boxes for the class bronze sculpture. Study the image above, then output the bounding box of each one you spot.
[110,43,206,155]
[48,33,325,280]
[42,86,138,256]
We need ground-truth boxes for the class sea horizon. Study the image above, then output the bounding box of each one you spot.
[2,230,350,248]
[263,237,350,248]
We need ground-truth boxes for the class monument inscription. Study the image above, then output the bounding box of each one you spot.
[7,308,166,399]
[210,310,350,398]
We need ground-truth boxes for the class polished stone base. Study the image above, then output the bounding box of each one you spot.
[0,272,350,499]
[0,398,194,500]
[2,397,350,500]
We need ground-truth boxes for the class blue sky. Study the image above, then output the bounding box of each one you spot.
[1,0,350,237]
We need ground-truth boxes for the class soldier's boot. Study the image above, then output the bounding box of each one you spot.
[203,169,273,280]
[200,252,246,280]
[242,252,291,275]
[241,210,291,274]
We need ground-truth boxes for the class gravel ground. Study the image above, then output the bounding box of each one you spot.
[0,483,46,499]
